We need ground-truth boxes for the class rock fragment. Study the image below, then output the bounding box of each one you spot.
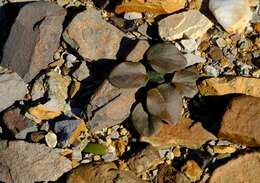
[72,62,90,81]
[182,160,203,182]
[218,96,260,147]
[1,2,66,82]
[158,10,213,41]
[0,140,71,183]
[126,40,150,62]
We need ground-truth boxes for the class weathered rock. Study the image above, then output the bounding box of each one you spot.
[209,0,252,34]
[0,69,27,112]
[72,62,90,81]
[66,162,146,183]
[208,152,260,183]
[157,164,191,183]
[141,117,216,149]
[63,8,130,61]
[158,10,213,41]
[0,140,71,183]
[128,145,161,174]
[115,0,187,15]
[126,40,150,62]
[2,107,37,139]
[198,76,260,97]
[218,96,260,147]
[182,160,202,182]
[1,2,66,82]
[86,80,137,131]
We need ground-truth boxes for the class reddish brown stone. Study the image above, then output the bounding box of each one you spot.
[126,40,150,62]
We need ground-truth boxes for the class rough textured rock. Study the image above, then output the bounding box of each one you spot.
[115,0,186,15]
[198,76,260,97]
[208,152,260,183]
[128,145,161,174]
[141,118,216,149]
[182,160,202,182]
[86,80,137,131]
[1,2,66,82]
[0,69,27,112]
[0,140,72,183]
[218,96,260,147]
[66,162,146,183]
[2,107,37,139]
[209,0,252,34]
[63,8,130,61]
[72,62,90,81]
[126,40,150,62]
[158,10,213,41]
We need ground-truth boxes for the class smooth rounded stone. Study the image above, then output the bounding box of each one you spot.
[0,140,72,183]
[0,70,27,112]
[45,131,57,148]
[198,76,260,97]
[1,2,66,82]
[218,96,260,147]
[209,46,224,60]
[124,12,142,20]
[72,62,90,81]
[208,152,260,183]
[158,10,213,41]
[209,0,253,34]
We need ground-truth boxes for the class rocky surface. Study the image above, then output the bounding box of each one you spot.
[0,140,72,183]
[1,2,66,82]
[218,96,260,147]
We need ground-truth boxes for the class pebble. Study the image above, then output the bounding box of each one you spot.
[45,131,57,148]
[124,12,142,20]
[216,37,227,48]
[72,62,90,81]
[182,160,203,182]
[204,65,220,77]
[209,46,224,60]
[72,148,82,161]
[180,39,198,53]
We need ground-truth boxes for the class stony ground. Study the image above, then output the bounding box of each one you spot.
[0,0,260,183]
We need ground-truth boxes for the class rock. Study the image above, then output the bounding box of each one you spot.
[141,117,216,149]
[86,80,137,131]
[63,8,130,61]
[126,40,150,62]
[124,12,142,20]
[45,131,57,148]
[198,76,260,97]
[66,162,146,183]
[1,2,66,82]
[0,69,27,112]
[208,152,260,183]
[158,10,213,41]
[218,96,260,147]
[29,131,46,142]
[209,46,224,60]
[182,160,203,182]
[203,65,220,77]
[2,107,37,139]
[72,62,90,81]
[30,74,46,101]
[128,145,161,174]
[0,140,71,183]
[209,0,252,34]
[157,164,190,183]
[180,39,198,53]
[115,0,187,15]
[28,71,71,120]
[212,145,237,154]
[184,53,205,66]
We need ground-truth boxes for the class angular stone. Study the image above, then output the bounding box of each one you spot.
[72,62,90,81]
[0,140,72,183]
[126,40,150,62]
[1,2,66,82]
[182,160,202,182]
[158,10,213,41]
[2,107,37,139]
[128,145,161,174]
[208,152,260,183]
[198,76,260,97]
[141,117,216,149]
[218,96,260,147]
[86,80,137,131]
[66,162,146,183]
[115,0,187,15]
[0,70,27,112]
[63,8,129,61]
[209,0,252,34]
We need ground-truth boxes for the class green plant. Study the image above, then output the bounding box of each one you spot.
[108,43,200,136]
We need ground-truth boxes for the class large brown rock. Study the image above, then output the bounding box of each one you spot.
[141,118,216,149]
[63,8,132,61]
[208,152,260,183]
[218,96,260,147]
[1,2,66,82]
[66,162,146,183]
[198,76,260,97]
[0,140,72,183]
[86,80,137,131]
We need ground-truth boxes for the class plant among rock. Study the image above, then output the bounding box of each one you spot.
[108,42,200,136]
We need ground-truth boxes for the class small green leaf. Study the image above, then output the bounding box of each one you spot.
[108,62,148,88]
[83,143,107,155]
[147,71,165,83]
[147,43,187,74]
